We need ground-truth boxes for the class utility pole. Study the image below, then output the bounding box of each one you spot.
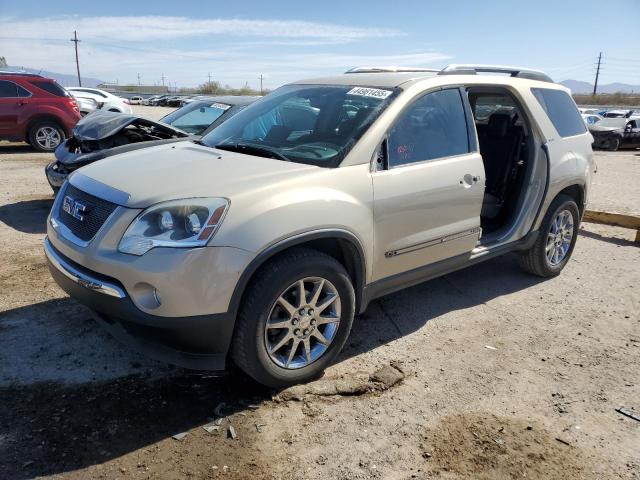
[593,52,602,96]
[161,74,165,86]
[258,74,264,95]
[70,31,81,86]
[208,72,212,84]
[137,73,141,86]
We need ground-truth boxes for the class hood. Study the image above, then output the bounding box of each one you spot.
[588,118,626,133]
[69,141,320,208]
[72,110,186,140]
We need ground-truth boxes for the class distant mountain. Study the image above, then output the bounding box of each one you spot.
[3,66,103,88]
[560,79,640,94]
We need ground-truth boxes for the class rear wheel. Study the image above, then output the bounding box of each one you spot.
[29,121,65,152]
[518,194,579,277]
[231,248,355,387]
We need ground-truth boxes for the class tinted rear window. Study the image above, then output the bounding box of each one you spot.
[30,81,69,97]
[531,88,586,137]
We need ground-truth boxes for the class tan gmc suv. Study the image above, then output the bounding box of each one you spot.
[45,65,595,387]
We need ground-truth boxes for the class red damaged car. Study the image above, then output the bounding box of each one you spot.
[0,72,81,152]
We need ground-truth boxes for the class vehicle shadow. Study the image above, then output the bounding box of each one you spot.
[0,143,36,154]
[578,227,638,247]
[0,198,53,234]
[0,254,542,478]
[0,300,271,478]
[340,253,545,362]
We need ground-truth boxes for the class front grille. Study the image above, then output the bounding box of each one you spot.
[57,184,118,242]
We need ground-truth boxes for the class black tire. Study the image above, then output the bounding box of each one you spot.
[231,247,355,388]
[607,137,620,152]
[28,121,65,153]
[518,194,580,277]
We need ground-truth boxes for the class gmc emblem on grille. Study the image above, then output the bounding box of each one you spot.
[62,195,89,222]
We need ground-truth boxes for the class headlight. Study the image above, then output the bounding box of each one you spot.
[118,198,229,256]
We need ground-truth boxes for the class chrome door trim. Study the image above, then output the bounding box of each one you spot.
[384,227,481,258]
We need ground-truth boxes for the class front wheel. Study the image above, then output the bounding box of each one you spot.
[231,248,355,387]
[518,194,579,277]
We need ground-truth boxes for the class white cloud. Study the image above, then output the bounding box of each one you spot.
[0,15,451,88]
[1,15,402,42]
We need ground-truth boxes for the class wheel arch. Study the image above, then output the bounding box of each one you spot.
[26,114,68,138]
[556,183,586,216]
[228,229,367,322]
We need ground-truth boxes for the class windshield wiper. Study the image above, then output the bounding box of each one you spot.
[215,143,290,161]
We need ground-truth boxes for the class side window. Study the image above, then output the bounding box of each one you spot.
[388,89,469,167]
[170,105,228,134]
[0,80,19,97]
[531,88,586,137]
[16,85,31,97]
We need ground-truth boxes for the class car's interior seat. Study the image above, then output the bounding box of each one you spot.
[479,112,523,219]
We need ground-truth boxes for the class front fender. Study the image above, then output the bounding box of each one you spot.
[210,163,374,280]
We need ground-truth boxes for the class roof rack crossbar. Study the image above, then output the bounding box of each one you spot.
[438,64,553,83]
[345,67,439,74]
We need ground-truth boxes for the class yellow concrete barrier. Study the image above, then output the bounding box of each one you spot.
[582,210,640,243]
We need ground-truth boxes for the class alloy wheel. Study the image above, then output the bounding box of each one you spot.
[546,209,574,266]
[264,277,341,369]
[35,127,61,150]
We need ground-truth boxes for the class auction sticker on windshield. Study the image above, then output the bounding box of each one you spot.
[347,87,393,99]
[210,103,231,110]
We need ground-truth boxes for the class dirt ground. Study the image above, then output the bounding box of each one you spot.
[0,109,638,480]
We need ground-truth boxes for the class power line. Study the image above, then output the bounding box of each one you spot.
[70,31,81,86]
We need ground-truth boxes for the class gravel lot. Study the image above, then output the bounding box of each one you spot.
[0,107,638,479]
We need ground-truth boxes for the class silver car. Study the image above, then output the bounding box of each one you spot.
[45,65,594,387]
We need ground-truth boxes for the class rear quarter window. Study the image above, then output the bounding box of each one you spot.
[29,81,69,97]
[531,88,586,138]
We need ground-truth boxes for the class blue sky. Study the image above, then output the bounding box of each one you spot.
[1,0,639,89]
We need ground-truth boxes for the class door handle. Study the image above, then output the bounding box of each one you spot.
[461,174,480,187]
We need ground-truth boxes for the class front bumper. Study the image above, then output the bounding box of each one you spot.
[45,237,238,370]
[45,162,69,192]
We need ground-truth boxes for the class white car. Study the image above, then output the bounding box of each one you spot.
[581,113,602,125]
[71,95,99,116]
[129,96,143,105]
[66,87,133,114]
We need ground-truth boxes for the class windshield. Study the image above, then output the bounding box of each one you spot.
[201,84,398,167]
[161,101,230,134]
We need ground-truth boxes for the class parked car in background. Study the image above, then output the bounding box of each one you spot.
[129,96,143,105]
[0,72,80,151]
[46,96,258,191]
[72,95,99,117]
[581,113,602,126]
[149,95,171,106]
[578,108,601,115]
[589,117,640,151]
[66,87,133,114]
[142,95,161,106]
[44,65,594,387]
[601,109,633,119]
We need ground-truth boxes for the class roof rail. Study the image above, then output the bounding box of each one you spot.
[345,67,439,74]
[438,64,553,83]
[0,70,44,78]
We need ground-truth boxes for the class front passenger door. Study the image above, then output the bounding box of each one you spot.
[371,88,485,281]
